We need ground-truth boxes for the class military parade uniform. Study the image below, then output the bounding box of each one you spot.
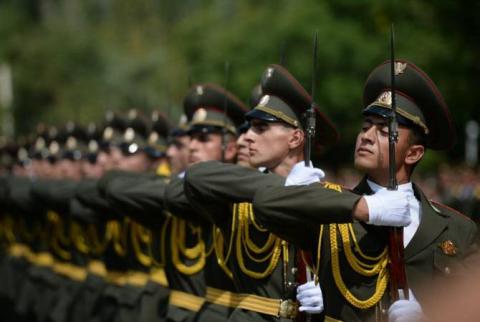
[251,60,479,321]
[183,64,338,322]
[153,84,247,322]
[0,58,478,322]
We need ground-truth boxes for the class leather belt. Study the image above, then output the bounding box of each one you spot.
[205,287,298,318]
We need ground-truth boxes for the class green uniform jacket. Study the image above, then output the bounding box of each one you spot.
[185,161,358,322]
[105,173,205,322]
[165,176,239,322]
[253,177,478,322]
[102,172,171,322]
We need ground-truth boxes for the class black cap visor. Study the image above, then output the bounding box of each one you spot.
[245,109,282,123]
[187,124,225,136]
[363,105,421,130]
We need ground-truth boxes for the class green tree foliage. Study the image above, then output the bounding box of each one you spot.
[0,0,478,170]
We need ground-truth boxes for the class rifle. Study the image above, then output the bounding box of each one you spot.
[387,24,409,305]
[304,32,317,167]
[294,31,319,322]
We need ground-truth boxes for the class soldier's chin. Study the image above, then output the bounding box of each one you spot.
[249,157,266,169]
[354,158,373,172]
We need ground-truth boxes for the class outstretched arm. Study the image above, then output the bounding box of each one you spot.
[184,161,284,226]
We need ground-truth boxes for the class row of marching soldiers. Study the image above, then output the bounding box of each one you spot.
[0,61,478,322]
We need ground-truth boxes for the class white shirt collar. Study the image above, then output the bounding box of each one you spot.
[177,171,186,179]
[366,179,413,194]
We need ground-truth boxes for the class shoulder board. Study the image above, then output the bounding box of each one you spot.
[430,200,474,222]
[322,181,343,193]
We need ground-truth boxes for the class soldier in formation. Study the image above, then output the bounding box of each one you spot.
[0,58,476,322]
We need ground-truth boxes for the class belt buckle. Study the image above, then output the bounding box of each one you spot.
[279,299,298,319]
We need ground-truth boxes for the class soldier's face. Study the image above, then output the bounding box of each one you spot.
[245,119,295,170]
[31,159,52,178]
[236,132,251,167]
[167,135,190,174]
[189,132,222,164]
[188,131,237,165]
[57,159,83,180]
[81,159,104,178]
[354,115,414,184]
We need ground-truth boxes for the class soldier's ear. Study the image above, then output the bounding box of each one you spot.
[288,128,305,150]
[404,144,424,166]
[224,139,237,163]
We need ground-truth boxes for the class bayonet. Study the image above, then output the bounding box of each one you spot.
[387,24,409,305]
[304,31,318,167]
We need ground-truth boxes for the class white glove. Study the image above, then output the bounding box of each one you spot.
[388,289,424,322]
[285,161,325,186]
[296,281,324,314]
[364,189,411,227]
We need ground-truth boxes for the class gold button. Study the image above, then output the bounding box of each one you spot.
[444,267,451,275]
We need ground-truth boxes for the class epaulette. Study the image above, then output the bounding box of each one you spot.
[430,200,474,222]
[322,181,344,193]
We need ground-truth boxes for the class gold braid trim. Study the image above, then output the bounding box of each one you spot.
[130,221,153,267]
[313,225,325,285]
[213,225,233,279]
[211,202,238,278]
[48,211,71,260]
[106,218,129,257]
[170,217,205,275]
[3,216,16,244]
[169,290,205,312]
[330,223,388,309]
[235,202,282,279]
[87,223,110,256]
[255,105,299,127]
[71,222,90,254]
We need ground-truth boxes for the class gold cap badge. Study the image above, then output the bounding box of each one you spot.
[259,95,270,107]
[148,131,159,144]
[439,240,457,256]
[193,108,207,122]
[124,128,135,142]
[103,127,113,140]
[66,136,77,149]
[266,67,274,79]
[394,62,407,75]
[376,91,392,106]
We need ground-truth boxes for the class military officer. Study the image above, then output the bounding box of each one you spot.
[252,60,478,322]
